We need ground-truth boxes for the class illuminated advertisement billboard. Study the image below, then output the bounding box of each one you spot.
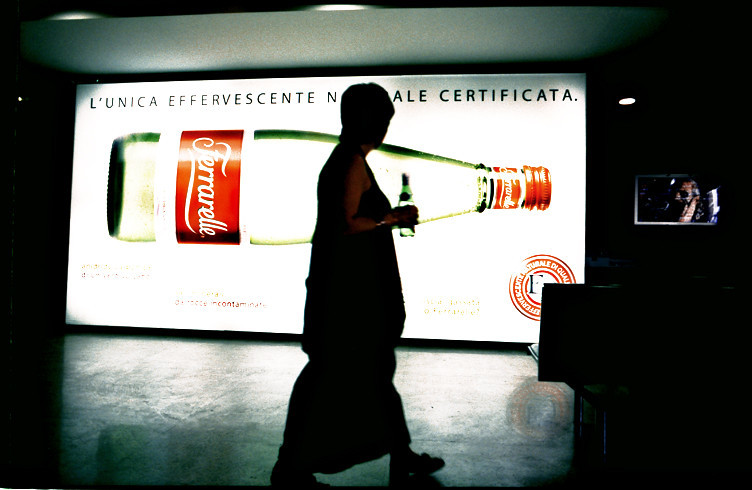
[66,73,585,343]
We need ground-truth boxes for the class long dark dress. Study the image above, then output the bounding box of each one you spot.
[277,141,411,474]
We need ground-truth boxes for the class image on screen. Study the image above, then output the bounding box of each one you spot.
[635,174,721,225]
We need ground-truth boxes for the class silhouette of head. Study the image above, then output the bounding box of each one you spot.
[340,83,395,147]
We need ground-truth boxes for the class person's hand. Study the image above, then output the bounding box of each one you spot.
[389,205,419,227]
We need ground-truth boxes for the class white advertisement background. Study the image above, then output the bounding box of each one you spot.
[66,74,585,343]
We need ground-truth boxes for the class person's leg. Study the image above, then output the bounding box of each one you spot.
[271,362,322,486]
[383,351,444,486]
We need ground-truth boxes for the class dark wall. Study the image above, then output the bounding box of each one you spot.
[584,9,743,286]
[7,64,74,487]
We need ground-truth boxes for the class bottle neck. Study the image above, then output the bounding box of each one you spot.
[478,165,551,212]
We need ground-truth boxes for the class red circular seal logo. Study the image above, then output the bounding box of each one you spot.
[509,254,576,321]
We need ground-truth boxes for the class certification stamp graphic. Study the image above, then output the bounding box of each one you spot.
[509,254,576,321]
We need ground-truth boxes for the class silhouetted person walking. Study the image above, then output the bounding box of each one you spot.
[270,83,444,487]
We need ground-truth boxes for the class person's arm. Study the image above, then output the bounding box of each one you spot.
[342,154,418,234]
[342,154,383,234]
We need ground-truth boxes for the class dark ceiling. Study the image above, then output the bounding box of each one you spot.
[16,1,672,21]
[17,1,497,20]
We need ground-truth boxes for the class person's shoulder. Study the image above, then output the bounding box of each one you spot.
[321,144,365,182]
[334,144,365,171]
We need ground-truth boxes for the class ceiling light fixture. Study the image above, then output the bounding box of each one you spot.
[46,11,108,20]
[308,4,371,10]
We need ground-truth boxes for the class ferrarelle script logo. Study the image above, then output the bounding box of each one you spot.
[184,137,232,236]
[176,130,243,244]
[492,167,523,210]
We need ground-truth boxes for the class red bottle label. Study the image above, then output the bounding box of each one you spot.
[175,130,243,244]
[491,167,523,210]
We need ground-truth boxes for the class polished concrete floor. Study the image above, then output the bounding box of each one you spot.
[55,333,577,487]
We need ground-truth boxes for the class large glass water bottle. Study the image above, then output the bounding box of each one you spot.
[106,129,552,245]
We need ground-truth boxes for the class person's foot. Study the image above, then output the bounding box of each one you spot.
[389,450,445,486]
[270,460,330,487]
[405,452,445,474]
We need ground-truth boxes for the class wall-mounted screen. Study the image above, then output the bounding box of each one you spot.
[635,174,721,225]
[66,73,586,343]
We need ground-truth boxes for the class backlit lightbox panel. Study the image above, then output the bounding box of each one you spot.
[66,73,586,343]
